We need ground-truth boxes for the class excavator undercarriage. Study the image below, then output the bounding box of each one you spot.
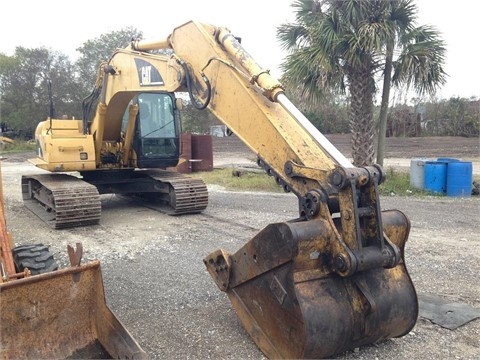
[21,170,208,229]
[21,174,101,229]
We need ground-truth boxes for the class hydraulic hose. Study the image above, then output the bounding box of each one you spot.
[178,60,211,110]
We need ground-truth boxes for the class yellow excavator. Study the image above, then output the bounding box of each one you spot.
[23,63,209,229]
[24,21,418,358]
[0,158,147,359]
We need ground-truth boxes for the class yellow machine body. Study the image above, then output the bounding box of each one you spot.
[31,120,96,172]
[23,48,208,228]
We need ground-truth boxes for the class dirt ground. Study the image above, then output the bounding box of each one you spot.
[212,134,480,175]
[1,134,479,359]
[213,134,480,160]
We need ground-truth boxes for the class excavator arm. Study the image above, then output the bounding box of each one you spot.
[132,21,418,359]
[133,20,406,277]
[156,22,344,193]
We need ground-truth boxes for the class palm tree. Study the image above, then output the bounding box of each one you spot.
[278,0,446,167]
[377,1,447,166]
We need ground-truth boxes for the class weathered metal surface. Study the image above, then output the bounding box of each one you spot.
[204,210,417,359]
[191,135,213,172]
[418,293,480,330]
[176,133,193,174]
[21,174,101,229]
[0,261,147,359]
[0,159,16,280]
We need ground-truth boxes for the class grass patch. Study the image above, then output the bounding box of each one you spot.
[195,166,471,197]
[0,139,35,153]
[378,167,420,196]
[191,168,284,192]
[193,167,421,195]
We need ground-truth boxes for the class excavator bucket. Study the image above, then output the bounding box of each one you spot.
[204,210,418,359]
[0,260,147,359]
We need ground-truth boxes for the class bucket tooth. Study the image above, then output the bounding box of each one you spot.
[204,210,418,359]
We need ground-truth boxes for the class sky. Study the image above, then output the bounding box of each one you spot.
[1,0,478,100]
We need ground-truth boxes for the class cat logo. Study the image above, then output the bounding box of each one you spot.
[135,58,164,86]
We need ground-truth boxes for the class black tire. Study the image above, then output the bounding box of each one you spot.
[12,244,59,275]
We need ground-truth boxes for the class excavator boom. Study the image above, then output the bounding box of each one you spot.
[132,21,418,358]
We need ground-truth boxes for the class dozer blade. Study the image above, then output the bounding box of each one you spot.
[204,210,418,359]
[0,260,147,359]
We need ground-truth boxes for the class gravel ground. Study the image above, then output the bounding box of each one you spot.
[1,135,479,359]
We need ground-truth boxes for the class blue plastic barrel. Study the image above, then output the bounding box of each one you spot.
[437,157,459,163]
[446,161,473,197]
[424,161,447,194]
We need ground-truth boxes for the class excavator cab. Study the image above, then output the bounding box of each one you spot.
[126,92,181,169]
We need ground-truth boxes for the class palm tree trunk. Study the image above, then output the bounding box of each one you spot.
[349,71,375,167]
[377,41,394,166]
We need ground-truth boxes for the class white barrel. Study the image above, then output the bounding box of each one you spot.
[410,158,430,190]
